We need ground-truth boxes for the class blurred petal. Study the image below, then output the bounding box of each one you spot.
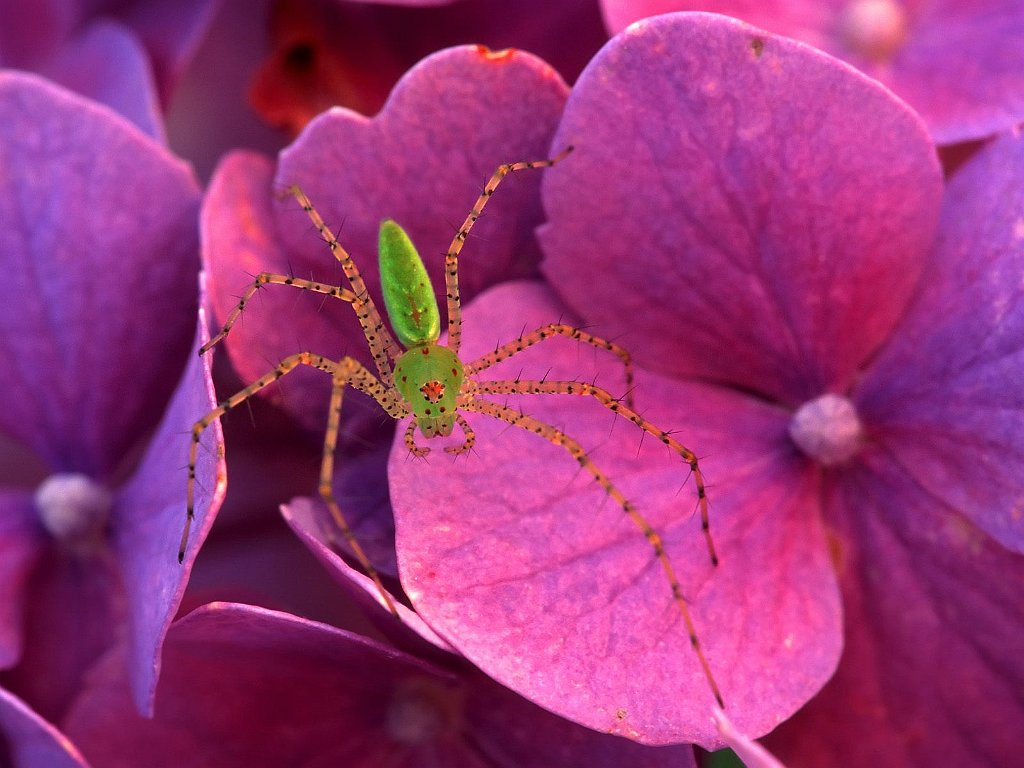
[391,281,841,746]
[113,298,225,715]
[767,453,1024,765]
[44,20,164,141]
[601,2,1024,143]
[540,12,942,405]
[250,0,604,126]
[113,0,220,104]
[0,492,42,669]
[0,72,200,480]
[0,547,122,722]
[0,688,89,768]
[856,130,1024,553]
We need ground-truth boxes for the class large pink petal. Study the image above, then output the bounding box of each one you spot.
[539,12,942,406]
[391,281,841,746]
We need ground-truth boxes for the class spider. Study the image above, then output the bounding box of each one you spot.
[181,146,724,707]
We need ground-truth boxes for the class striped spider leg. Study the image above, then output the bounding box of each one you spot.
[182,146,723,705]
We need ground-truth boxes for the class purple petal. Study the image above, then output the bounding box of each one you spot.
[601,2,1024,144]
[0,492,43,668]
[65,602,698,767]
[0,71,200,480]
[766,453,1024,765]
[855,130,1024,553]
[282,496,459,657]
[44,20,165,141]
[0,545,123,722]
[539,12,942,405]
[391,281,841,746]
[113,0,219,104]
[113,298,226,715]
[0,0,76,67]
[0,688,89,768]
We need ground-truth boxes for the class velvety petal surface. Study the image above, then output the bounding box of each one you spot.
[601,2,1024,143]
[539,12,942,406]
[114,303,225,715]
[65,602,699,768]
[766,452,1024,766]
[0,688,89,768]
[855,130,1024,553]
[391,281,841,746]
[0,72,200,480]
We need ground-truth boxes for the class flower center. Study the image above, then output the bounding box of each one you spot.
[839,0,908,62]
[385,677,462,745]
[34,473,111,551]
[789,394,864,466]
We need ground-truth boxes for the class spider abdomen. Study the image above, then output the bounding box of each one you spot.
[378,219,440,348]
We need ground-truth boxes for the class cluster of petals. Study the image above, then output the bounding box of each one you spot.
[0,3,1021,768]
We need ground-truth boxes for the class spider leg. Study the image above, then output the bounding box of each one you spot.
[444,146,573,356]
[458,395,724,709]
[286,185,402,383]
[184,351,408,617]
[466,379,716,567]
[464,323,636,409]
[201,272,357,355]
[445,414,476,455]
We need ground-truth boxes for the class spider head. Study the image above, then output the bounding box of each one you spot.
[394,343,464,441]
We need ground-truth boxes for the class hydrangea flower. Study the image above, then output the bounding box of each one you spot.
[382,11,1023,759]
[63,600,699,767]
[600,0,1024,144]
[0,71,224,727]
[202,44,569,574]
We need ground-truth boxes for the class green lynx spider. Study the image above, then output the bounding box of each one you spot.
[182,147,724,707]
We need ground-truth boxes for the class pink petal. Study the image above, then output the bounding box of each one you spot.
[539,12,942,405]
[391,281,841,746]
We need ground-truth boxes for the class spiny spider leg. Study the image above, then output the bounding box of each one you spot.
[457,396,724,709]
[465,378,716,566]
[287,185,402,384]
[444,146,574,356]
[403,412,475,457]
[184,351,408,617]
[464,323,637,410]
[200,273,358,355]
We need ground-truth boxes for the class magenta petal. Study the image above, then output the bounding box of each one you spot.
[0,493,42,669]
[539,13,941,405]
[856,131,1024,553]
[601,2,1024,144]
[113,301,225,715]
[66,602,697,767]
[0,688,88,768]
[44,20,164,141]
[391,281,841,746]
[767,454,1024,765]
[282,496,459,657]
[0,72,200,480]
